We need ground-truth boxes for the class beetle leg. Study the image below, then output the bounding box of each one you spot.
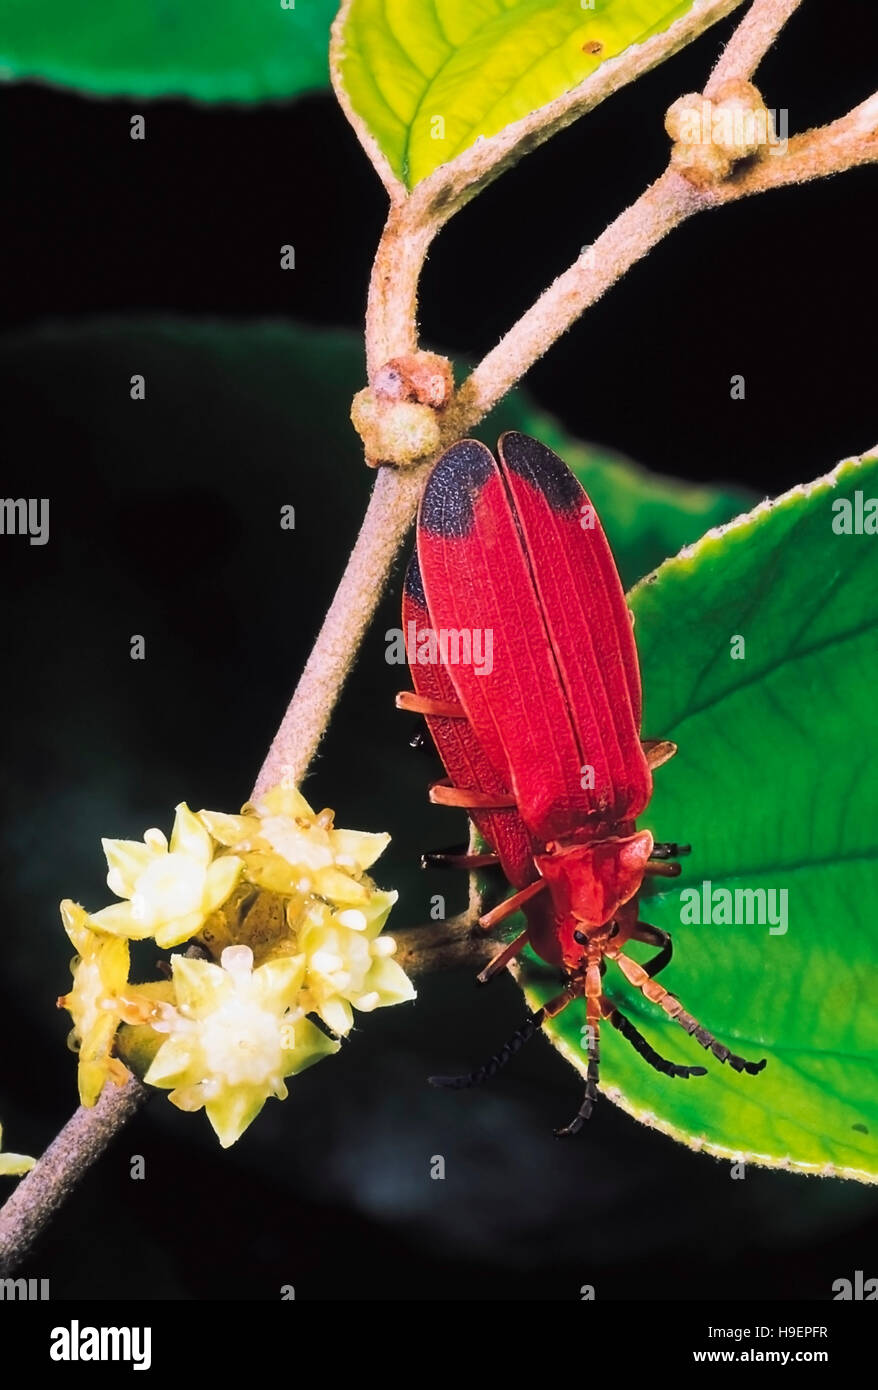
[429,779,517,810]
[610,950,767,1075]
[477,877,546,931]
[641,739,677,770]
[646,842,690,876]
[395,691,465,718]
[600,994,706,1077]
[476,926,530,983]
[629,921,673,978]
[421,847,499,871]
[555,949,603,1137]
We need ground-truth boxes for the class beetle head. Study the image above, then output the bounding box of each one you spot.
[535,830,654,968]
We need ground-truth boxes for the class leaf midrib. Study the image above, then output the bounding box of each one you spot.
[666,612,877,735]
[400,0,549,182]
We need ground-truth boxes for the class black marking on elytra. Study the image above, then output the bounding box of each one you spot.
[404,550,426,606]
[420,438,495,538]
[498,431,584,515]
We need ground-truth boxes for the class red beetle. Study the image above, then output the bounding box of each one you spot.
[398,433,764,1134]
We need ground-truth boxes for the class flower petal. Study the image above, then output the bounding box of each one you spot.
[205,1087,268,1149]
[170,802,212,865]
[60,899,93,954]
[238,851,300,895]
[102,837,159,899]
[364,956,417,1007]
[328,828,390,872]
[0,1123,35,1178]
[90,901,155,940]
[260,819,334,873]
[99,934,132,996]
[76,1011,119,1107]
[154,910,207,950]
[203,855,243,913]
[319,996,354,1036]
[252,954,306,1009]
[282,1018,341,1075]
[0,1151,35,1176]
[169,953,227,1014]
[144,1036,200,1089]
[361,889,399,937]
[313,867,369,905]
[198,810,256,848]
[255,785,314,821]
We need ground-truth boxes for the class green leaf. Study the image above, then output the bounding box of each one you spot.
[0,0,338,102]
[519,450,878,1181]
[335,0,721,189]
[496,398,748,589]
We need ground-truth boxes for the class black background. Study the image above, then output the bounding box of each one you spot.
[1,1,877,1301]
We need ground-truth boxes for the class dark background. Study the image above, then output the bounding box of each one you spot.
[1,1,877,1300]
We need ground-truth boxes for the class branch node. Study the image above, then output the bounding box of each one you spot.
[352,352,454,467]
[666,80,776,189]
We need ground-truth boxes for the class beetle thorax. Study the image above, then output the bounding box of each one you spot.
[533,830,654,966]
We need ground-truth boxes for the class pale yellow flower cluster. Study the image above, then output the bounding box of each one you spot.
[58,785,414,1145]
[0,1122,35,1178]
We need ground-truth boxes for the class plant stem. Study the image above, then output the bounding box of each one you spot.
[4,0,873,1278]
[0,1077,146,1275]
[449,170,701,436]
[450,92,876,435]
[705,0,803,95]
[337,0,752,379]
[365,205,433,376]
[393,914,496,978]
[709,96,878,199]
[252,462,429,799]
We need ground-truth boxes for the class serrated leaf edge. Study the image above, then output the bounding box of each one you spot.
[512,443,878,1183]
[516,972,878,1183]
[331,0,747,200]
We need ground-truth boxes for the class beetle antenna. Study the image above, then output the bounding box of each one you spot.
[428,1009,545,1090]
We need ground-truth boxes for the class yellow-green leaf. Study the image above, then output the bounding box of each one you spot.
[334,0,736,189]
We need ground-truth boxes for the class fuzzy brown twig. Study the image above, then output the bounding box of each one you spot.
[0,1076,146,1275]
[5,0,875,1277]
